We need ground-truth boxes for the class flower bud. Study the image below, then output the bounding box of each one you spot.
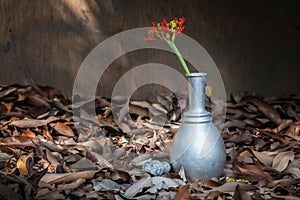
[170,20,177,29]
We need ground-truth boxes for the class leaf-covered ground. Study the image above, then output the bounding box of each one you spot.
[0,84,300,200]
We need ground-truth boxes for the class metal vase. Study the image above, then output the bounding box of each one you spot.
[170,73,226,181]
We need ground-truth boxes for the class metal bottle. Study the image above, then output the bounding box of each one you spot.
[170,73,226,181]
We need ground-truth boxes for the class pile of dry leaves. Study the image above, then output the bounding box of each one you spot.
[0,83,300,200]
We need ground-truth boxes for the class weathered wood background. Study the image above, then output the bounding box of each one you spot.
[0,0,299,98]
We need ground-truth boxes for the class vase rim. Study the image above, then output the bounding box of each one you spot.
[186,72,207,77]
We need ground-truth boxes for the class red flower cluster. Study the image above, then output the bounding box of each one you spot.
[145,16,186,41]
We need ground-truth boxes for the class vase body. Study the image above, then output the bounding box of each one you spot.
[170,73,226,181]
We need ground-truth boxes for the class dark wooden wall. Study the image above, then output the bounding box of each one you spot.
[0,0,299,98]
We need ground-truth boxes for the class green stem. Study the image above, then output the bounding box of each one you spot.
[166,40,190,75]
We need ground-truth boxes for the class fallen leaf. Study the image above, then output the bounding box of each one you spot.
[93,179,126,192]
[272,151,294,172]
[274,119,293,133]
[21,130,36,138]
[10,116,59,128]
[237,164,272,180]
[57,178,86,191]
[286,167,300,178]
[124,176,152,198]
[0,136,37,148]
[223,119,246,129]
[70,157,97,171]
[240,96,281,125]
[10,119,48,128]
[54,122,74,137]
[233,184,251,200]
[174,184,190,200]
[41,171,97,184]
[16,155,29,175]
[205,190,224,200]
[251,150,273,166]
[208,182,242,193]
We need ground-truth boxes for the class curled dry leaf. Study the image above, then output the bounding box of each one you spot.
[16,152,34,176]
[240,96,281,125]
[274,119,294,133]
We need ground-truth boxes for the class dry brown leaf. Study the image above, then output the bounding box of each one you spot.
[251,150,273,166]
[272,151,294,172]
[26,94,50,107]
[285,122,300,139]
[237,164,272,180]
[233,184,251,200]
[202,179,223,188]
[223,119,246,129]
[274,119,294,133]
[0,136,37,148]
[271,194,300,200]
[240,96,281,125]
[57,178,86,191]
[90,152,114,170]
[10,116,59,128]
[208,182,243,193]
[4,102,13,112]
[259,130,289,143]
[52,99,72,113]
[205,190,224,200]
[226,132,252,144]
[0,86,17,98]
[174,184,190,200]
[286,167,300,178]
[267,178,300,188]
[21,129,36,138]
[70,157,97,171]
[35,189,65,200]
[93,179,126,192]
[10,119,48,128]
[45,149,60,173]
[41,171,97,184]
[124,176,152,198]
[54,122,74,137]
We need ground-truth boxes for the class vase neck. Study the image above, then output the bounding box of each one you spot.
[183,73,211,123]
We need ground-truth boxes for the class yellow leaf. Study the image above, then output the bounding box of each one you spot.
[205,85,212,97]
[16,155,28,175]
